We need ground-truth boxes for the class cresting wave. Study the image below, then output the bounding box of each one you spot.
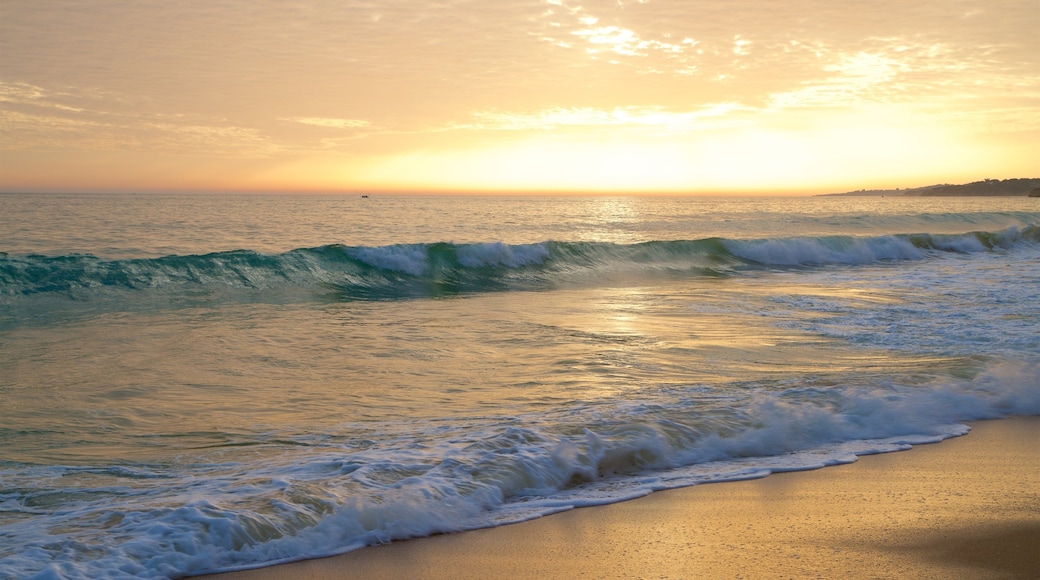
[3,359,1038,579]
[1,226,1037,302]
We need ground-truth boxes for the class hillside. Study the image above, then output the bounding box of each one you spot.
[822,178,1040,197]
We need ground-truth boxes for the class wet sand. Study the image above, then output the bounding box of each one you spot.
[198,417,1040,579]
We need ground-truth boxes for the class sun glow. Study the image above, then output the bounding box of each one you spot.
[1,1,1036,194]
[247,102,997,195]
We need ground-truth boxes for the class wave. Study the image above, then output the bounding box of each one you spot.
[2,226,1037,304]
[4,358,1037,579]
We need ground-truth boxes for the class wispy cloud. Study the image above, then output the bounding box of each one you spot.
[0,82,87,113]
[284,117,372,129]
[0,82,279,155]
[536,0,703,73]
[571,25,696,59]
[768,37,1039,112]
[459,103,748,131]
[1,1,1036,190]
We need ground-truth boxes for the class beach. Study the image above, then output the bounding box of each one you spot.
[199,416,1040,579]
[4,2,1039,577]
[3,195,1038,578]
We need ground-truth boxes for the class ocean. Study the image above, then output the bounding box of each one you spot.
[1,193,1038,579]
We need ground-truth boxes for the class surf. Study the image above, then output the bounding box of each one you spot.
[2,226,1036,306]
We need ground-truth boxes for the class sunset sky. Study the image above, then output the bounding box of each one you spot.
[1,0,1037,194]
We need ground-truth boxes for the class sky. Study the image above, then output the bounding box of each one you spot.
[1,0,1038,194]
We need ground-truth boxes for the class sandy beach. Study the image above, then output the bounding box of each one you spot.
[197,416,1040,580]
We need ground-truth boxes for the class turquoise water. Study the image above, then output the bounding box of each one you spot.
[1,194,1038,578]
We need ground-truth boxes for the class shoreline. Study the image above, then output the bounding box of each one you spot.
[197,417,1040,579]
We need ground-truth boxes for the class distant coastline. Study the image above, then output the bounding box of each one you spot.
[819,178,1040,197]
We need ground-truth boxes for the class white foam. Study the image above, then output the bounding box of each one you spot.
[456,242,550,268]
[724,235,924,266]
[4,225,1039,579]
[2,355,1037,580]
[348,245,428,276]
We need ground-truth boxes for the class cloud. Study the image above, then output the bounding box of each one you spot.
[767,36,1039,114]
[536,0,702,73]
[0,82,278,156]
[1,1,1037,191]
[284,117,372,129]
[0,82,87,113]
[571,25,694,60]
[457,103,749,131]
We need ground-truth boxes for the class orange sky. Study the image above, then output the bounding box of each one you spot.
[1,0,1037,194]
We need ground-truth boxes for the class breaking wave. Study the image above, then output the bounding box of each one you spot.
[2,226,1037,305]
[3,358,1037,579]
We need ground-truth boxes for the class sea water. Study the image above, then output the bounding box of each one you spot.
[1,194,1038,579]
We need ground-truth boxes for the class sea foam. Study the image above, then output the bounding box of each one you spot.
[2,213,1038,579]
[2,359,1036,579]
